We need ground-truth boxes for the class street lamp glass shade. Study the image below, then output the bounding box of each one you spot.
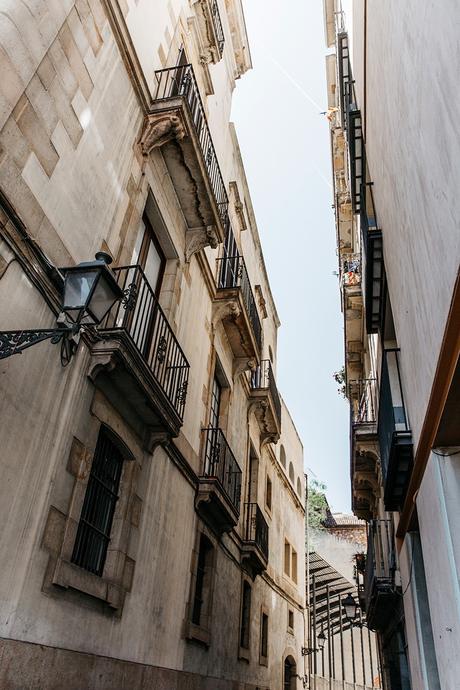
[62,253,123,325]
[343,593,358,622]
[317,630,326,650]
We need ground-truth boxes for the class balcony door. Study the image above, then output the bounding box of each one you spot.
[132,215,165,297]
[205,376,222,474]
[126,215,166,359]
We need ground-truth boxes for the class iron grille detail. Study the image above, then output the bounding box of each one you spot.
[72,428,124,576]
[153,64,229,229]
[216,255,262,350]
[211,0,225,56]
[101,265,190,421]
[202,427,242,513]
[250,359,282,426]
[244,502,269,561]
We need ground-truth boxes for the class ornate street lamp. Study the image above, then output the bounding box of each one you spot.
[0,252,123,364]
[317,629,327,650]
[342,592,359,623]
[301,628,327,656]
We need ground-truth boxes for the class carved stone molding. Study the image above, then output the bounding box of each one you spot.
[212,299,241,329]
[229,181,247,232]
[255,285,268,319]
[139,113,186,156]
[185,226,219,262]
[233,357,256,379]
[145,430,172,454]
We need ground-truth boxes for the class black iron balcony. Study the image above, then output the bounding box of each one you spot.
[142,64,228,253]
[196,427,242,534]
[210,1,225,56]
[88,265,189,439]
[350,377,377,426]
[242,503,269,578]
[337,31,353,133]
[348,109,364,213]
[215,255,262,359]
[378,349,414,511]
[249,360,281,442]
[363,519,399,632]
[349,378,379,520]
[360,183,384,334]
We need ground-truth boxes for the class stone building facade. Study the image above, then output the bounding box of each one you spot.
[0,1,306,688]
[324,1,460,689]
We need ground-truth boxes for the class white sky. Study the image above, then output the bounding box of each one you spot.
[231,0,350,511]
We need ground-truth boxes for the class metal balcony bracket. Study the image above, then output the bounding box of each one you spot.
[185,225,219,262]
[139,112,186,156]
[0,326,77,365]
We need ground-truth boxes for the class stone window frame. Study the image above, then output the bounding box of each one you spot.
[238,574,253,662]
[184,524,217,647]
[283,538,298,585]
[41,394,144,615]
[287,607,295,634]
[265,472,273,514]
[259,605,269,666]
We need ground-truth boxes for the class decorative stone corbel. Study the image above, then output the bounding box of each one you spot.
[185,226,219,262]
[140,113,186,156]
[144,430,171,454]
[212,299,241,329]
[199,48,213,66]
[87,352,117,383]
[260,432,278,448]
[233,357,256,379]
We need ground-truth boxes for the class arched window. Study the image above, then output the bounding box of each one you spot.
[296,477,302,498]
[280,445,286,468]
[284,656,297,690]
[289,462,294,483]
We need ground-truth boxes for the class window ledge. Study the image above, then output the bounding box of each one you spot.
[238,646,250,662]
[184,621,211,647]
[52,557,123,610]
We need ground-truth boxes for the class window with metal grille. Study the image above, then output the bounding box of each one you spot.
[240,580,252,649]
[71,427,124,576]
[192,534,213,626]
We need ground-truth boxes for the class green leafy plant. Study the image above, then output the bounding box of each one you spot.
[333,366,347,398]
[307,480,328,531]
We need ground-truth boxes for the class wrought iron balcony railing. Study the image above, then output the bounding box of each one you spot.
[153,64,228,228]
[250,359,282,426]
[101,265,189,420]
[217,255,262,350]
[364,519,398,630]
[378,349,413,509]
[349,378,378,425]
[244,502,269,562]
[210,0,225,57]
[360,183,384,333]
[202,427,242,513]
